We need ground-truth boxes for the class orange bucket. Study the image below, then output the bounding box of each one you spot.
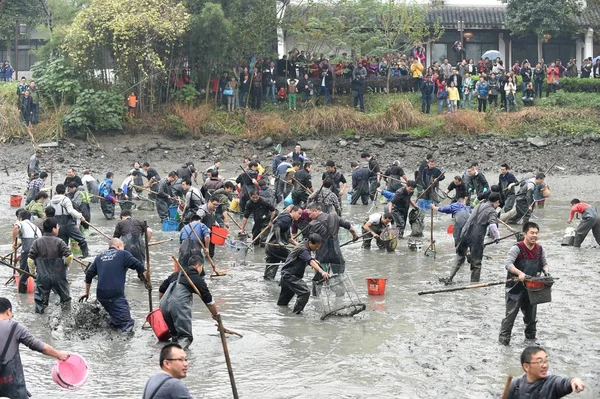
[366,278,387,296]
[211,226,228,246]
[10,194,23,207]
[14,274,35,293]
[146,308,171,341]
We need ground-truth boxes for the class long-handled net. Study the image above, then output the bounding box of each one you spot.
[380,227,399,252]
[317,273,366,320]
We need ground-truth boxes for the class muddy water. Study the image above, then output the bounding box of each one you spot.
[0,174,599,399]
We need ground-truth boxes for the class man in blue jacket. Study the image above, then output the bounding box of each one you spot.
[98,172,117,220]
[80,238,147,332]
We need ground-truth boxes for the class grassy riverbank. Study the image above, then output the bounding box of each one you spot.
[3,85,600,143]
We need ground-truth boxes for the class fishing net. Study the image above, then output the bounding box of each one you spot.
[380,227,399,252]
[226,234,253,265]
[409,208,425,237]
[136,197,155,211]
[317,273,366,320]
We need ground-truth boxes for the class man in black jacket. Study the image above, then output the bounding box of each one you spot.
[241,190,277,245]
[388,181,418,238]
[291,162,312,206]
[420,75,434,114]
[264,206,303,280]
[317,65,332,105]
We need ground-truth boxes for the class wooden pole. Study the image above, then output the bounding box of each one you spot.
[0,258,36,278]
[483,231,521,247]
[418,279,516,295]
[86,222,112,241]
[501,375,513,399]
[147,238,174,247]
[424,208,436,259]
[188,223,223,275]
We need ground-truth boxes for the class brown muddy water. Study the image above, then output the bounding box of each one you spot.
[0,173,598,398]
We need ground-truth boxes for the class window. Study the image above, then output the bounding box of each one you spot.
[465,43,497,62]
[432,43,447,65]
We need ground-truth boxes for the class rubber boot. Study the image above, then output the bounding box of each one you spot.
[264,264,279,280]
[440,259,463,285]
[79,241,90,258]
[470,265,481,283]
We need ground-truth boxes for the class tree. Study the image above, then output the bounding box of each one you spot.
[355,0,443,93]
[63,0,190,112]
[503,0,582,38]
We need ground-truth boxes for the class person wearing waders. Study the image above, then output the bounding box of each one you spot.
[274,156,291,204]
[12,210,41,293]
[361,152,381,202]
[307,178,341,216]
[180,178,204,225]
[499,222,549,345]
[361,212,393,250]
[277,234,329,314]
[442,192,502,284]
[0,298,70,399]
[430,196,472,247]
[98,172,117,220]
[264,206,303,280]
[291,162,313,206]
[27,218,73,313]
[387,180,418,238]
[415,153,433,194]
[383,161,407,193]
[322,160,347,206]
[421,158,445,202]
[499,163,519,212]
[156,171,178,222]
[350,160,370,205]
[567,199,600,247]
[307,204,358,292]
[213,181,236,228]
[241,190,277,246]
[158,256,219,349]
[444,175,467,202]
[80,238,147,332]
[113,210,152,267]
[506,173,545,225]
[178,215,213,275]
[27,149,42,180]
[196,196,221,258]
[465,163,490,204]
[67,181,91,231]
[506,345,585,398]
[49,184,90,258]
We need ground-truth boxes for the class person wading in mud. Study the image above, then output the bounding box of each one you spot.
[0,297,70,399]
[499,222,549,346]
[158,256,219,350]
[80,238,147,333]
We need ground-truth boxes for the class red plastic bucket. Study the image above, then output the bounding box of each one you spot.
[211,226,228,246]
[146,308,171,341]
[52,353,89,390]
[366,278,387,296]
[10,194,23,207]
[14,275,35,293]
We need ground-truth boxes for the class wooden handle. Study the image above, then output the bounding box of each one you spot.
[501,375,513,399]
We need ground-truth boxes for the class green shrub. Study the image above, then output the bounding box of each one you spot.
[171,84,200,105]
[559,77,600,93]
[31,57,81,107]
[164,114,189,136]
[63,89,125,133]
[537,91,600,110]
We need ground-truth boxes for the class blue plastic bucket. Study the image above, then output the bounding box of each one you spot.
[283,192,293,207]
[162,219,179,232]
[169,206,178,219]
[417,199,432,210]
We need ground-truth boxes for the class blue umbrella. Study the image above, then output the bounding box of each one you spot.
[481,50,502,61]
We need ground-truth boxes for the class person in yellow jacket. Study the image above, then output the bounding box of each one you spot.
[410,58,424,92]
[447,81,460,113]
